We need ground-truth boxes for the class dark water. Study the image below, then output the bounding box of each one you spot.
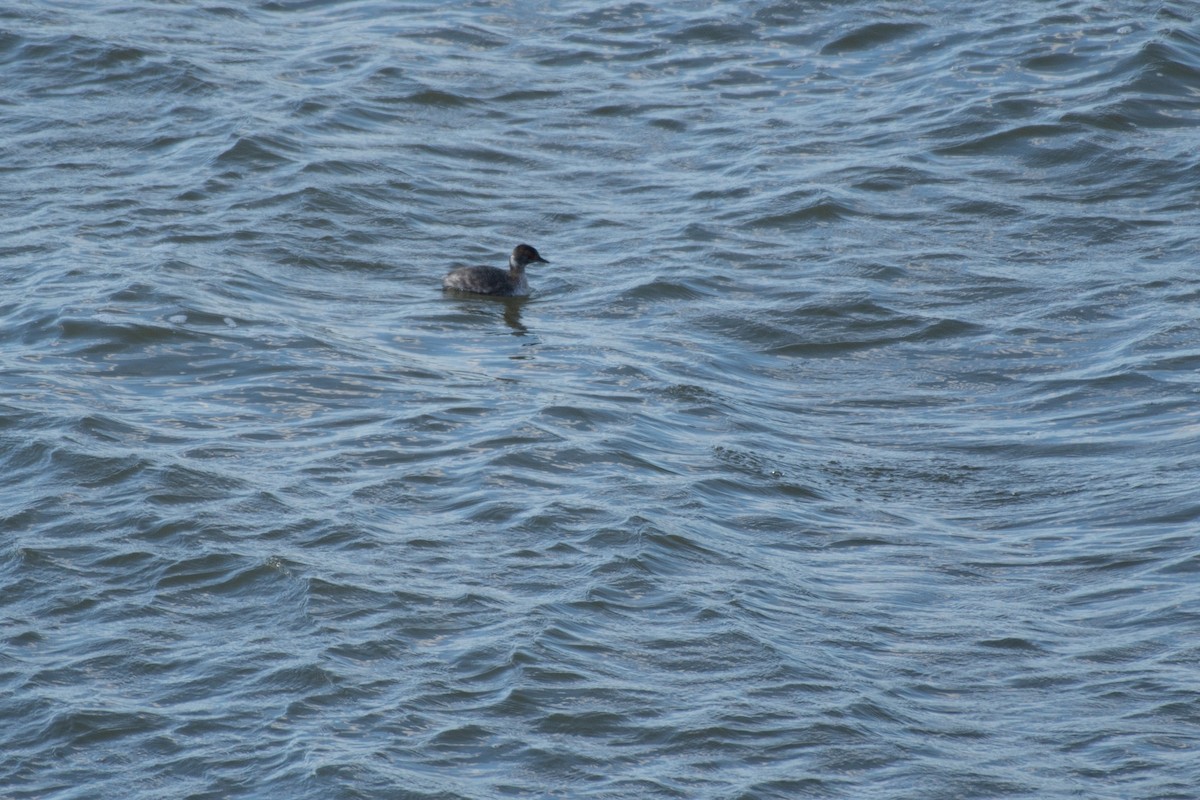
[3,1,1200,797]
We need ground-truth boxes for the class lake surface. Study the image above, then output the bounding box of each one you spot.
[3,1,1199,797]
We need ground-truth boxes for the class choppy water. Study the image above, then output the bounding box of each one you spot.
[3,1,1200,797]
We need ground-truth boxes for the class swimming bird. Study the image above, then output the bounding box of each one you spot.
[442,244,549,297]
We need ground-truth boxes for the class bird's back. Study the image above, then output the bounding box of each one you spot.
[443,265,525,296]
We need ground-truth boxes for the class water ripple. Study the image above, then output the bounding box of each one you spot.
[2,0,1199,798]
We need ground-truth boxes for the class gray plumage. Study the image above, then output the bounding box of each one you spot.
[442,244,549,297]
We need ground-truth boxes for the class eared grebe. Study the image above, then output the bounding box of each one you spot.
[442,244,549,297]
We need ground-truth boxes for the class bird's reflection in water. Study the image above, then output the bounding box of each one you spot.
[501,296,528,335]
[445,293,530,336]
